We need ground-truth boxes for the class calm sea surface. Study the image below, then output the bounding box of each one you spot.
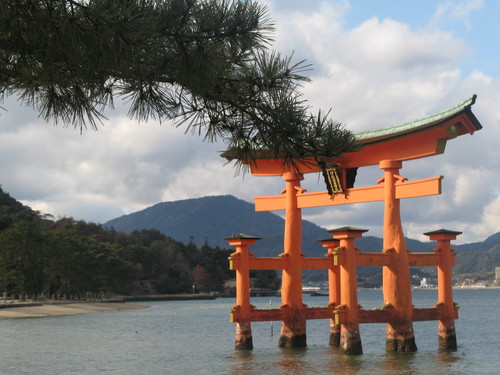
[0,288,498,374]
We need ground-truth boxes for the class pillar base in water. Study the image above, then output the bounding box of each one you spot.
[386,337,417,352]
[278,321,307,348]
[386,322,417,352]
[235,322,253,350]
[329,323,340,347]
[438,334,457,350]
[278,334,307,348]
[235,336,253,350]
[438,322,457,350]
[340,324,362,355]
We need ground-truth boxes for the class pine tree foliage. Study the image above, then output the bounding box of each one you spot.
[0,0,358,169]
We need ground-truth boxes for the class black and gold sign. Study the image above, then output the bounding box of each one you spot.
[322,165,344,196]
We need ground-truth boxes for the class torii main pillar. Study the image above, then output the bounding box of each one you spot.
[278,171,307,347]
[380,160,417,352]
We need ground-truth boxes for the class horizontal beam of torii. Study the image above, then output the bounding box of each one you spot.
[254,175,442,211]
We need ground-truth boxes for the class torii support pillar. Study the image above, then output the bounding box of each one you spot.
[278,172,307,348]
[424,229,461,350]
[319,238,341,347]
[330,227,367,355]
[380,160,417,352]
[225,234,261,350]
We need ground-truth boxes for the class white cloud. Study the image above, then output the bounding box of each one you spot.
[476,195,500,239]
[344,18,467,72]
[263,4,471,135]
[431,0,484,31]
[467,69,493,84]
[1,0,499,245]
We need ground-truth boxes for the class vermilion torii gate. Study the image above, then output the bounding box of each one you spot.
[224,96,483,354]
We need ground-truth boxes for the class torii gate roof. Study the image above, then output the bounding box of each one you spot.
[224,95,482,176]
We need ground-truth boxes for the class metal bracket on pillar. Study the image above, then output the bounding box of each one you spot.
[230,305,241,323]
[333,304,346,325]
[332,247,345,266]
[228,252,240,270]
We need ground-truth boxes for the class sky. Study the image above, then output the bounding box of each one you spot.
[1,0,500,244]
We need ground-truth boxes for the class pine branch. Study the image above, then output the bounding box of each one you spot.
[0,0,359,171]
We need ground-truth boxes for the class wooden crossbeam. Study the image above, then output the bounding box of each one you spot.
[407,252,456,266]
[249,257,287,270]
[301,257,331,270]
[231,251,450,272]
[254,176,443,211]
[408,253,440,267]
[357,252,392,267]
[297,184,384,209]
[230,305,458,323]
[239,308,283,322]
[231,307,336,322]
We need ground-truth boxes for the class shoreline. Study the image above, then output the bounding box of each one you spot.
[0,302,148,319]
[123,293,217,301]
[0,293,217,319]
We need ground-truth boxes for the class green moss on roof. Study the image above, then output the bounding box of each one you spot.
[354,95,477,141]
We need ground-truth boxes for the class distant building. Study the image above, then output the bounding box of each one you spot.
[419,277,436,288]
[495,267,500,281]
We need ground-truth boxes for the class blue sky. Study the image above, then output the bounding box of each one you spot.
[1,0,499,244]
[270,0,500,77]
[342,0,500,76]
[269,0,500,81]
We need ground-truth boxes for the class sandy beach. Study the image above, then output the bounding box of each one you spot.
[0,302,148,319]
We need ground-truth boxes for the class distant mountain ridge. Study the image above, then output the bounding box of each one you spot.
[105,195,328,257]
[2,187,498,284]
[104,195,499,256]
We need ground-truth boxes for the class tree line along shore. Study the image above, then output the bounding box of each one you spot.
[2,186,498,301]
[0,187,280,300]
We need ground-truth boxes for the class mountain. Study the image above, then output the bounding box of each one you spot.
[2,186,498,287]
[105,195,328,257]
[454,244,500,275]
[452,232,500,252]
[104,195,500,282]
[104,195,468,255]
[0,185,41,230]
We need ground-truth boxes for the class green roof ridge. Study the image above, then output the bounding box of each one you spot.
[354,95,477,141]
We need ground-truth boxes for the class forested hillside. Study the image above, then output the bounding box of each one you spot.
[105,195,500,284]
[2,187,499,296]
[105,195,329,257]
[454,244,500,276]
[0,187,279,298]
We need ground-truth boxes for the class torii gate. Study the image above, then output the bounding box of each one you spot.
[224,95,483,354]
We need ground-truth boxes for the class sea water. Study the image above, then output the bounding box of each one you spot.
[0,288,498,374]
